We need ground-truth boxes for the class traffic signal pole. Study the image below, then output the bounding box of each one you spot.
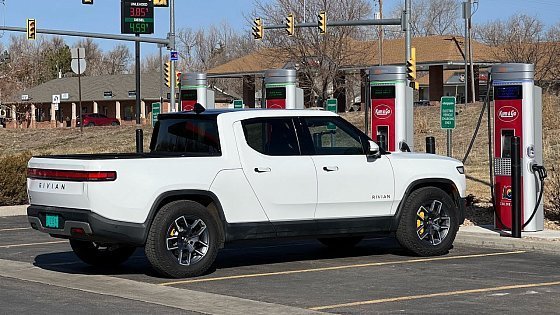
[169,0,176,112]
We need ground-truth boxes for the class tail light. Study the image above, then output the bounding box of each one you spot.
[27,168,117,182]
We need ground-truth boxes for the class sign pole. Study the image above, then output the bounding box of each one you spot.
[447,129,452,157]
[135,34,143,153]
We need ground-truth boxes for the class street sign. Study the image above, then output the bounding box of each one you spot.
[61,93,69,100]
[233,100,244,109]
[326,98,337,112]
[71,59,87,75]
[52,94,61,104]
[103,91,113,99]
[170,51,178,61]
[326,98,337,130]
[121,0,154,35]
[128,90,136,98]
[440,96,456,129]
[152,102,161,126]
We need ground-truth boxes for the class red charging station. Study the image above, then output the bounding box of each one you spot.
[368,66,413,152]
[492,63,544,232]
[264,69,303,109]
[180,73,214,111]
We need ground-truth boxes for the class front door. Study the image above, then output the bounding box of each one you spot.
[234,117,317,222]
[299,116,395,219]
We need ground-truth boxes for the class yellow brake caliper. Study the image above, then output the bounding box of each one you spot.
[417,210,425,235]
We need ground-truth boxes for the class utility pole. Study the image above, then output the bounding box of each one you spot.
[169,0,176,112]
[462,1,470,105]
[468,0,476,105]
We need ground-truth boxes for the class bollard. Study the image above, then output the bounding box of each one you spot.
[136,128,143,153]
[376,134,387,151]
[426,136,436,154]
[511,136,522,238]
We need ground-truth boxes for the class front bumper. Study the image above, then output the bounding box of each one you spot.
[457,197,467,225]
[27,205,147,246]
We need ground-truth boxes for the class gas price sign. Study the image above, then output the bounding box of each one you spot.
[121,0,154,35]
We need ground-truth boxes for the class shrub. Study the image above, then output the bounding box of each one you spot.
[0,152,32,206]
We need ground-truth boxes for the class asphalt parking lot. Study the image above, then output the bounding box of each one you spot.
[1,215,560,314]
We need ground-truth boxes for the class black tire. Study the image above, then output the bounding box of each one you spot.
[111,121,119,126]
[318,236,363,249]
[87,122,94,127]
[145,200,220,278]
[69,239,135,266]
[396,187,458,256]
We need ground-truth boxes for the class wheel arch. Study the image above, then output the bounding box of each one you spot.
[143,190,227,246]
[391,178,463,231]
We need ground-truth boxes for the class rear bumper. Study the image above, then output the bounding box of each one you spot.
[27,205,147,246]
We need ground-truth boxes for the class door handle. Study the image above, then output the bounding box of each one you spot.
[254,167,271,173]
[323,166,339,172]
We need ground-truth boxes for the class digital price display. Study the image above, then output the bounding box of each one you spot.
[266,87,286,100]
[495,85,522,100]
[371,86,396,99]
[121,0,154,35]
[181,90,197,101]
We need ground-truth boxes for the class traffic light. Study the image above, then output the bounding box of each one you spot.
[176,71,181,88]
[153,0,168,7]
[82,0,93,4]
[26,19,36,40]
[252,18,263,40]
[406,47,416,82]
[318,11,326,35]
[285,14,294,36]
[164,61,171,88]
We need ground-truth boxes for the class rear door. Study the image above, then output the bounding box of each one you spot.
[234,117,317,222]
[299,116,395,219]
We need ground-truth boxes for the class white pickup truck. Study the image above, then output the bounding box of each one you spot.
[27,108,466,278]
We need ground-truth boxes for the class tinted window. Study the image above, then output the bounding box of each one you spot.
[150,117,221,155]
[242,118,300,156]
[302,117,365,155]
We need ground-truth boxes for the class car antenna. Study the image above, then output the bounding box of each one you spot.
[193,103,205,114]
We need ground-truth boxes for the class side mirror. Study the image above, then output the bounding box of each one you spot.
[368,140,381,158]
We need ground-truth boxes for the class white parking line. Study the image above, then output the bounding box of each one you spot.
[0,227,32,232]
[0,240,67,249]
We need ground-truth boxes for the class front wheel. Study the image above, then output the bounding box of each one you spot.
[145,200,220,278]
[69,239,135,266]
[396,187,458,256]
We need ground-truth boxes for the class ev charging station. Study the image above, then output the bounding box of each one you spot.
[492,63,544,232]
[179,72,215,111]
[264,69,304,109]
[368,66,414,152]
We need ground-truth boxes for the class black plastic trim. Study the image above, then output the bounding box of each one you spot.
[27,205,146,245]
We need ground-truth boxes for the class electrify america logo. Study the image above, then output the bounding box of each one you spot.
[498,106,519,123]
[502,185,512,201]
[373,105,392,119]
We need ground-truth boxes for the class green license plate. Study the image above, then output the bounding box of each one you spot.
[45,214,60,229]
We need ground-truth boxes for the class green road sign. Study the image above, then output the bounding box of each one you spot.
[152,102,161,126]
[326,98,337,130]
[233,100,244,109]
[440,96,456,129]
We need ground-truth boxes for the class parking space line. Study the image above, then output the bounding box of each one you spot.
[0,227,32,232]
[309,280,560,310]
[0,240,67,249]
[159,250,526,286]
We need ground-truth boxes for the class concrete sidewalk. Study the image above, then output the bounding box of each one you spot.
[457,225,560,254]
[0,205,27,217]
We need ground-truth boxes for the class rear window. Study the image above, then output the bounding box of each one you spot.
[150,117,221,155]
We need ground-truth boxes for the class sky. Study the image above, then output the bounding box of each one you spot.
[0,0,558,57]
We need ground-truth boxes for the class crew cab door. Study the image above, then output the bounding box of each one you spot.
[234,117,317,222]
[298,116,395,219]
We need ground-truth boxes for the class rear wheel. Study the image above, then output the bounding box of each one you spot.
[87,122,94,127]
[396,187,458,256]
[69,239,135,266]
[145,200,220,278]
[318,236,363,249]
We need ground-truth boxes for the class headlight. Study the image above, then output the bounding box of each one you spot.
[456,166,465,174]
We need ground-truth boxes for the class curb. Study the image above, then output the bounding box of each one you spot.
[0,205,28,217]
[456,231,560,255]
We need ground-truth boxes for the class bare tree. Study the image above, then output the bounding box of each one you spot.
[387,0,461,38]
[102,44,131,75]
[251,0,372,107]
[476,14,560,88]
